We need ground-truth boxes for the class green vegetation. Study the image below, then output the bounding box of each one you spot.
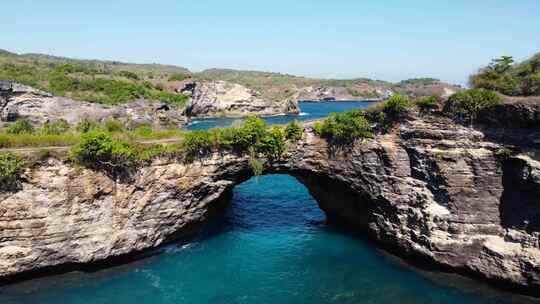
[381,94,411,119]
[0,52,189,106]
[5,119,35,134]
[470,53,540,96]
[46,67,188,105]
[313,94,414,144]
[0,133,79,149]
[0,118,183,149]
[118,70,139,80]
[284,121,303,141]
[76,118,101,133]
[71,131,138,171]
[249,147,265,176]
[395,78,440,87]
[414,95,439,113]
[346,88,380,98]
[0,152,26,189]
[42,119,70,135]
[168,73,191,82]
[313,110,373,144]
[444,89,502,124]
[67,116,302,176]
[180,116,294,161]
[103,119,125,133]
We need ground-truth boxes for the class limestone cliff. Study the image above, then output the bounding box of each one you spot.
[1,111,540,295]
[0,83,187,129]
[180,80,300,117]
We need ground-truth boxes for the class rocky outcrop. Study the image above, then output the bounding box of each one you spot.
[2,112,540,295]
[392,81,462,99]
[294,82,461,102]
[294,85,391,101]
[180,80,300,117]
[0,83,187,129]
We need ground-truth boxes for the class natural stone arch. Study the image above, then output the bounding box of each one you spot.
[2,117,540,295]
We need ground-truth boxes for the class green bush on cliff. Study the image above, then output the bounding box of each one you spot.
[179,116,299,173]
[470,54,540,96]
[313,109,373,144]
[381,94,411,119]
[285,121,303,141]
[444,88,502,124]
[255,126,285,160]
[71,131,138,170]
[181,130,214,158]
[0,152,26,190]
[414,95,439,113]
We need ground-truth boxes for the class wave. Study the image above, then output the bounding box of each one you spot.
[299,112,309,116]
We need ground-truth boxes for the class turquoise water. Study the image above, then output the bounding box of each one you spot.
[0,102,537,303]
[185,101,374,130]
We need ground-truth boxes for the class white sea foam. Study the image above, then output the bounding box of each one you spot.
[299,112,309,116]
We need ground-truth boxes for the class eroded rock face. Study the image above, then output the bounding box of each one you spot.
[1,113,540,294]
[181,80,300,117]
[0,83,187,129]
[294,86,389,101]
[293,82,461,102]
[392,82,462,99]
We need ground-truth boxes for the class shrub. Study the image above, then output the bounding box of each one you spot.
[285,121,303,141]
[118,70,139,80]
[179,116,288,162]
[133,124,153,137]
[76,118,101,133]
[255,126,285,160]
[470,53,540,96]
[71,131,137,170]
[181,130,214,158]
[41,119,70,135]
[104,119,125,133]
[415,95,439,113]
[382,94,410,119]
[5,119,35,134]
[444,89,502,124]
[233,116,267,149]
[314,109,373,144]
[150,90,188,106]
[168,73,191,82]
[0,152,26,190]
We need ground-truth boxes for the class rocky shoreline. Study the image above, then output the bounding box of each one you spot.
[1,104,540,295]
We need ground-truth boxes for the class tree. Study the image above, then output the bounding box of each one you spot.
[489,56,514,74]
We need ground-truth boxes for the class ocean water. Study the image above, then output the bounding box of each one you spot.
[0,102,537,303]
[184,101,373,130]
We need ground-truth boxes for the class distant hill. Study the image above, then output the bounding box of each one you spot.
[0,49,191,106]
[194,68,392,101]
[0,48,461,105]
[12,50,191,75]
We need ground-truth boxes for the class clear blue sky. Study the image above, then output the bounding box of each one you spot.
[2,0,539,84]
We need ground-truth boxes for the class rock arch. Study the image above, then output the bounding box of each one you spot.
[2,117,540,295]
